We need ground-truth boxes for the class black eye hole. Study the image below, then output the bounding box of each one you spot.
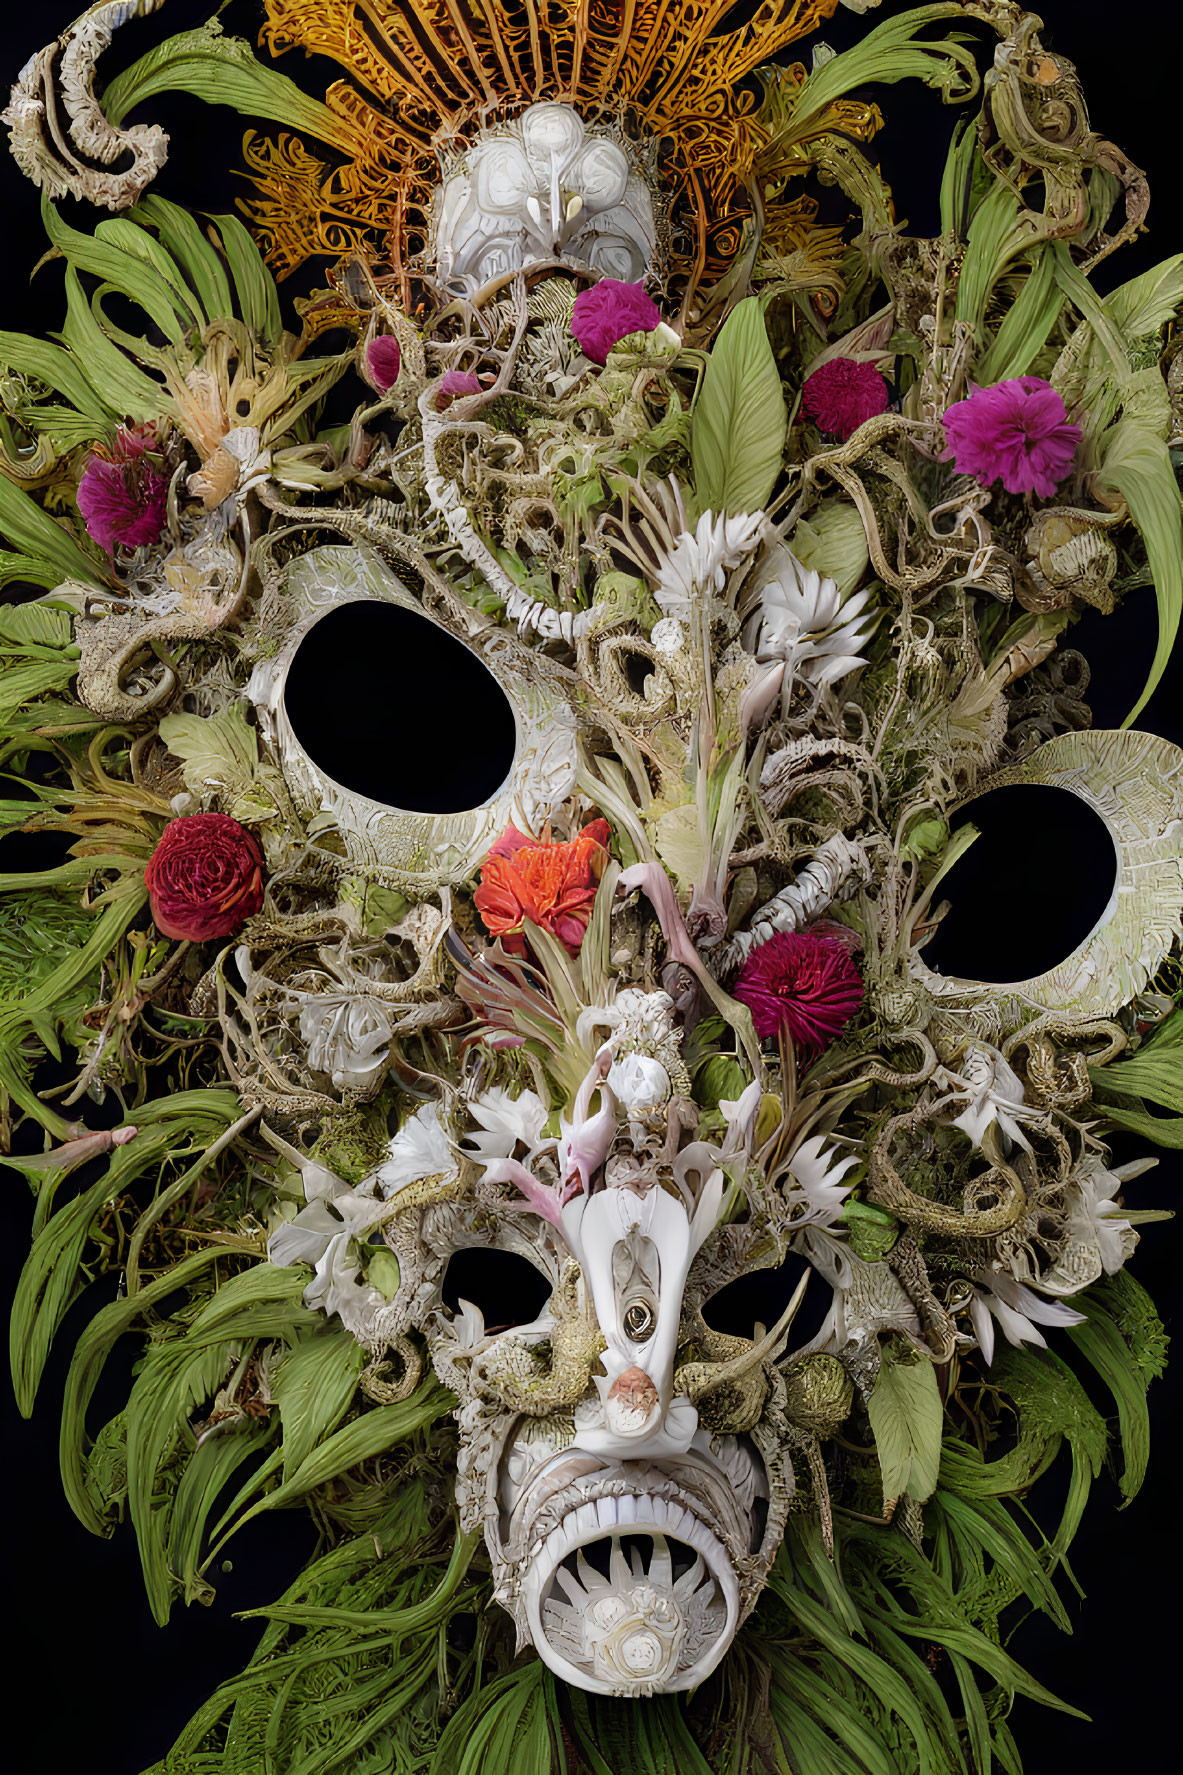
[703,1251,828,1346]
[283,601,518,815]
[442,1247,553,1332]
[922,785,1116,982]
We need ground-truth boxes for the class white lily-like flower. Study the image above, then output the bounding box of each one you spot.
[754,542,874,688]
[1040,1153,1150,1294]
[945,1043,1033,1153]
[968,1269,1086,1366]
[654,509,764,618]
[464,1085,549,1165]
[450,1297,492,1353]
[299,993,393,1092]
[267,1160,382,1266]
[376,1102,457,1198]
[267,1159,386,1338]
[303,1230,388,1342]
[786,1134,859,1227]
[1075,1154,1147,1274]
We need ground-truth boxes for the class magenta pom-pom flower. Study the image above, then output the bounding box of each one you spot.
[940,375,1081,499]
[800,357,889,441]
[366,335,402,391]
[571,279,662,365]
[435,369,482,410]
[734,929,864,1054]
[77,426,168,556]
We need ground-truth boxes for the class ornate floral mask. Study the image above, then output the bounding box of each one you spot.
[3,1,1180,1769]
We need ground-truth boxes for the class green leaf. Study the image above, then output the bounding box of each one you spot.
[167,1421,274,1607]
[792,4,977,119]
[60,265,167,423]
[1064,1275,1165,1501]
[208,214,282,348]
[975,247,1063,386]
[0,468,106,591]
[0,331,113,423]
[426,1649,560,1774]
[126,1336,239,1622]
[93,215,204,336]
[40,192,192,345]
[0,602,71,649]
[102,20,355,154]
[272,1326,365,1479]
[1091,1032,1183,1114]
[790,498,869,599]
[938,113,979,239]
[127,197,234,330]
[694,1054,750,1111]
[934,1489,1070,1629]
[1094,410,1183,724]
[954,177,1031,339]
[867,1343,944,1505]
[691,296,787,515]
[58,1242,231,1536]
[210,1380,453,1555]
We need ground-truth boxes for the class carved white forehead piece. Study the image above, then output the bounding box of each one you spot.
[431,102,656,291]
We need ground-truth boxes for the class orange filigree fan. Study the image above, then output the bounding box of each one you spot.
[241,0,856,311]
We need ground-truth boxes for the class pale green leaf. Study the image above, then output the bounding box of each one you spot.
[127,197,233,329]
[41,192,191,344]
[791,498,869,599]
[60,265,167,422]
[867,1344,944,1505]
[691,296,787,515]
[975,247,1063,385]
[158,702,259,802]
[94,215,204,336]
[1093,413,1183,723]
[1102,253,1183,340]
[0,331,113,423]
[789,5,978,127]
[652,799,700,892]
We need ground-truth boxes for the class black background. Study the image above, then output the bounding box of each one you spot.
[1,3,1181,1771]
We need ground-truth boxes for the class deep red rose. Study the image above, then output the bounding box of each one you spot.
[474,819,611,956]
[144,813,264,942]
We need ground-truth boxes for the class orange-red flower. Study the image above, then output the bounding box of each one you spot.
[474,820,611,956]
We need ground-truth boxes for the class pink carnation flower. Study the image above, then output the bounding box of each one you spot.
[941,376,1081,499]
[800,357,889,440]
[734,929,863,1055]
[435,369,482,410]
[77,427,168,556]
[365,335,402,391]
[571,279,661,365]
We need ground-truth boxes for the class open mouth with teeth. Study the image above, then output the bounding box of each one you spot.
[523,1492,739,1695]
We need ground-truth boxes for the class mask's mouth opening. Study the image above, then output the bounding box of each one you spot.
[524,1494,739,1696]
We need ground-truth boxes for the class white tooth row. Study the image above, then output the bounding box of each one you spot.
[542,1492,723,1567]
